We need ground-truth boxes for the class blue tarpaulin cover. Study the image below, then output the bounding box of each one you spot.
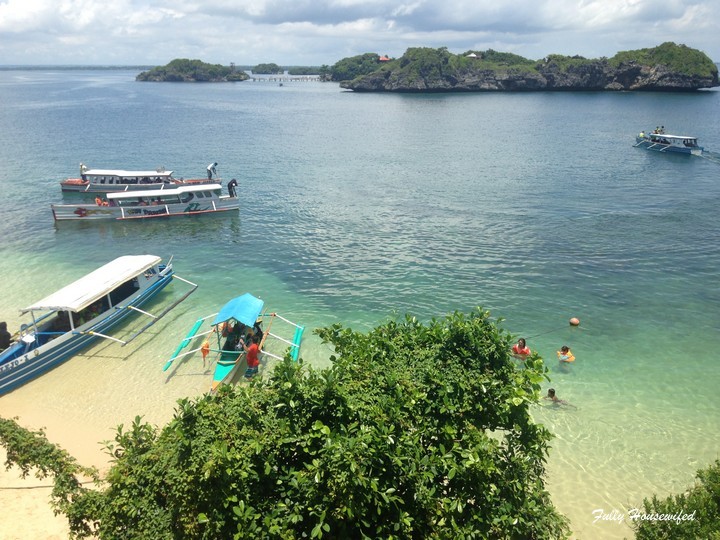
[212,293,264,327]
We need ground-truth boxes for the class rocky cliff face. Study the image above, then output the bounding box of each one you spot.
[341,55,719,92]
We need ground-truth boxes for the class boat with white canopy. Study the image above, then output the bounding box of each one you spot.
[51,184,238,221]
[163,293,304,392]
[634,130,704,155]
[60,164,217,193]
[0,255,197,396]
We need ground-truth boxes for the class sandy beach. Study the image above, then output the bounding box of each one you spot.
[0,448,70,540]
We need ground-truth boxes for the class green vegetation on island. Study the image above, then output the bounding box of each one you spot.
[252,63,283,75]
[329,52,386,82]
[609,41,718,78]
[337,42,718,92]
[136,59,249,82]
[0,310,572,539]
[287,66,329,76]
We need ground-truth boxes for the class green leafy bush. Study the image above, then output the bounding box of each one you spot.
[1,310,570,539]
[633,459,720,539]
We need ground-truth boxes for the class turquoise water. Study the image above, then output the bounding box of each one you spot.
[1,69,719,538]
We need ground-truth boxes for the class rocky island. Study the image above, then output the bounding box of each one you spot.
[338,42,719,92]
[136,59,249,82]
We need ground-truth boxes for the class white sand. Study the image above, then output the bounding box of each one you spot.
[0,448,70,540]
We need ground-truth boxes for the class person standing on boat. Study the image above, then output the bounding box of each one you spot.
[239,334,260,378]
[227,178,238,197]
[207,162,218,180]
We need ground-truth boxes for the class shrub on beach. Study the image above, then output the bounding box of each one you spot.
[633,459,720,539]
[1,309,570,538]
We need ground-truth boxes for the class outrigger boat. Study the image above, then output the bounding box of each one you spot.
[0,255,197,396]
[163,293,304,392]
[60,165,218,193]
[634,130,703,156]
[51,184,238,221]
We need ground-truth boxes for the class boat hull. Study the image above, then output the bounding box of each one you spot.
[634,136,703,156]
[0,266,174,396]
[51,198,239,221]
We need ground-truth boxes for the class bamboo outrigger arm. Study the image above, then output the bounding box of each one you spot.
[122,275,199,346]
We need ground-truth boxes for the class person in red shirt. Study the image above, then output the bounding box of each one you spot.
[240,335,260,378]
[512,338,531,359]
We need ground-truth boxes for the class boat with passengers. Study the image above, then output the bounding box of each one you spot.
[163,293,304,392]
[51,184,237,221]
[634,129,703,156]
[60,164,217,193]
[0,255,197,396]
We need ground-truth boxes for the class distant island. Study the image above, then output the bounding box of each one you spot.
[337,42,719,92]
[135,43,718,92]
[136,59,249,82]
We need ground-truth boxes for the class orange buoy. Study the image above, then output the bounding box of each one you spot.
[569,317,580,326]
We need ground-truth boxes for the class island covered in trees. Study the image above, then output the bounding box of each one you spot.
[336,42,719,92]
[136,59,249,82]
[136,43,718,92]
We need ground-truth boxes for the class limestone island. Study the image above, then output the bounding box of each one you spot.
[136,59,249,82]
[338,42,719,92]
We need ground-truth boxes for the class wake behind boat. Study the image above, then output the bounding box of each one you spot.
[634,129,703,156]
[51,184,238,221]
[60,164,217,193]
[163,293,304,392]
[0,255,198,396]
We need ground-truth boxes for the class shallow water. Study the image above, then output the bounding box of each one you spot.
[1,70,719,538]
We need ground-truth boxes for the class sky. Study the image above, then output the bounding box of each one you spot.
[1,0,719,67]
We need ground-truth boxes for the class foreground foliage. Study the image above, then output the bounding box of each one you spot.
[1,310,569,538]
[633,459,720,539]
[0,418,101,538]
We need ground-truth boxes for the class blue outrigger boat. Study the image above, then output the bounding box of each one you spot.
[0,255,197,396]
[163,293,304,392]
[634,130,703,156]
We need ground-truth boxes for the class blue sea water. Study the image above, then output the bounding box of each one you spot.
[0,69,719,538]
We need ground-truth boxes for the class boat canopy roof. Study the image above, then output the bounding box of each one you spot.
[107,184,222,200]
[21,255,161,314]
[647,133,697,140]
[212,294,264,327]
[85,169,174,178]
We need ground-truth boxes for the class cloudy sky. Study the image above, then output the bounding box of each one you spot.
[1,0,718,66]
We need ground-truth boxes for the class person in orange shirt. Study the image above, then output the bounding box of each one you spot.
[512,338,531,359]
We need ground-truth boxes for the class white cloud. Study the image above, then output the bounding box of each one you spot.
[0,0,717,65]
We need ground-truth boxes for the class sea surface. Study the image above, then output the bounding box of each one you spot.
[1,69,719,539]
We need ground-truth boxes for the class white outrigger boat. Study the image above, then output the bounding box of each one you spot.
[0,255,198,396]
[163,293,304,392]
[60,165,217,193]
[634,130,703,156]
[51,184,238,221]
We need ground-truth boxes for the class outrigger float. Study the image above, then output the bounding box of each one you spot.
[0,255,197,396]
[51,184,238,221]
[60,165,217,193]
[163,293,304,392]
